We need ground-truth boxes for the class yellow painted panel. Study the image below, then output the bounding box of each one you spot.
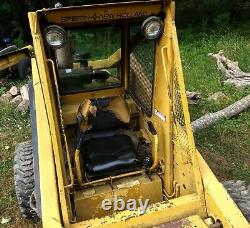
[41,1,162,26]
[0,45,33,71]
[61,87,124,105]
[32,58,62,228]
[71,194,204,227]
[29,12,72,226]
[74,174,163,222]
[198,152,249,227]
[88,48,121,70]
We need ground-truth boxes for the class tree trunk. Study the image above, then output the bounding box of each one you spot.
[192,94,250,132]
[209,51,250,87]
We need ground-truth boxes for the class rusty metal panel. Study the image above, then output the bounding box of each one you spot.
[156,215,208,228]
[74,174,163,222]
[41,1,163,26]
[71,194,205,227]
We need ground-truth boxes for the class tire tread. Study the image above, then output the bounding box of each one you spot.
[223,180,250,222]
[14,141,38,221]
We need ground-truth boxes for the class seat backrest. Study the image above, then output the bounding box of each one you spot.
[77,96,130,133]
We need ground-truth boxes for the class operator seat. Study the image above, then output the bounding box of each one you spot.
[76,97,141,180]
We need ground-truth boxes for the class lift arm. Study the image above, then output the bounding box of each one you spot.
[0,45,33,71]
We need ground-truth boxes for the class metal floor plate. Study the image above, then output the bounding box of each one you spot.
[155,215,208,228]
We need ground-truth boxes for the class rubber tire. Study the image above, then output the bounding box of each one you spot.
[14,141,39,221]
[223,180,250,222]
[17,58,31,79]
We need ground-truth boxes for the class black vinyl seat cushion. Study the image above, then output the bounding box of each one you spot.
[82,134,140,179]
[88,110,124,131]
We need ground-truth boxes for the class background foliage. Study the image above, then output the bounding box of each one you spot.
[0,0,249,44]
[176,0,250,28]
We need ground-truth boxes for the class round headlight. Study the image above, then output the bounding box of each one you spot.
[141,16,163,40]
[44,25,66,49]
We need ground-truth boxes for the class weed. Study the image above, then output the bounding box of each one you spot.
[0,101,31,226]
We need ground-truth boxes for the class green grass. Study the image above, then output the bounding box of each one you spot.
[179,23,250,183]
[0,94,33,227]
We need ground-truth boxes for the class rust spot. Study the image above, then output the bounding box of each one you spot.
[155,218,190,228]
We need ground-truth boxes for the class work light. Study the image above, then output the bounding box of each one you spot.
[44,25,67,49]
[141,16,163,40]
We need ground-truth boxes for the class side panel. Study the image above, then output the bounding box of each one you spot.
[29,12,72,227]
[197,152,249,227]
[32,58,62,227]
[151,1,206,209]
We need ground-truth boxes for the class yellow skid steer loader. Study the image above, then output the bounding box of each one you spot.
[0,0,249,227]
